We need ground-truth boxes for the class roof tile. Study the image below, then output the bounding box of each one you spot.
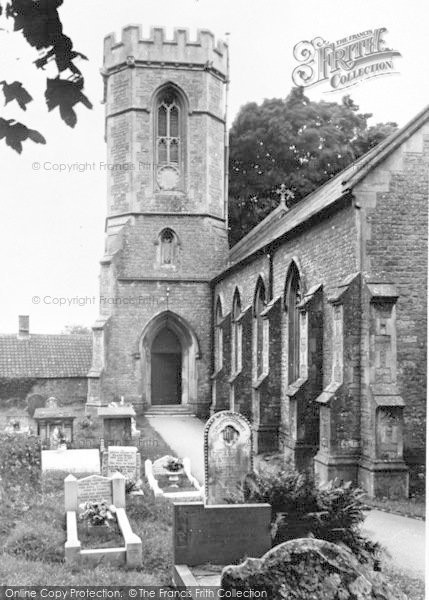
[0,334,92,378]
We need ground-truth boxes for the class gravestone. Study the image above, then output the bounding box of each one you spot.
[41,448,100,474]
[64,472,141,569]
[77,475,113,505]
[204,411,253,504]
[221,538,405,600]
[172,411,270,582]
[65,473,122,512]
[98,405,136,445]
[106,446,140,480]
[174,502,271,566]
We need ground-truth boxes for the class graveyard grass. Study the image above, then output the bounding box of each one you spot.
[0,418,176,585]
[0,418,425,595]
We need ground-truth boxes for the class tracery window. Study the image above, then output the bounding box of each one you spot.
[155,86,186,191]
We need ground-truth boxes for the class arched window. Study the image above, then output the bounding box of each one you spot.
[159,228,177,265]
[285,263,302,383]
[231,290,242,374]
[215,298,223,371]
[154,85,186,191]
[254,278,267,378]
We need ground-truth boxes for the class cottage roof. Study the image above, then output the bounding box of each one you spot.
[0,334,92,378]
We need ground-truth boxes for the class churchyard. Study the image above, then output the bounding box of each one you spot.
[0,405,424,598]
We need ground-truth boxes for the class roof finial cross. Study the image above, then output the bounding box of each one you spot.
[276,183,294,210]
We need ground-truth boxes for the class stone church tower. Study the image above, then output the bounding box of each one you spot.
[87,26,229,414]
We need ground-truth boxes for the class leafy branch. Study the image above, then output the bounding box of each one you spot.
[0,0,92,153]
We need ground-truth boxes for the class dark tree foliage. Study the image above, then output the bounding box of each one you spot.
[0,0,92,152]
[228,87,397,245]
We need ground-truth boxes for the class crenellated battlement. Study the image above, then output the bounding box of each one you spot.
[104,25,228,77]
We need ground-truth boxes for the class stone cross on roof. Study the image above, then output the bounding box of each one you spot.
[276,183,294,210]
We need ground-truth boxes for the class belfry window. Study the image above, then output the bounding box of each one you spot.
[159,228,177,265]
[231,290,242,374]
[157,94,180,164]
[285,263,302,383]
[155,86,186,191]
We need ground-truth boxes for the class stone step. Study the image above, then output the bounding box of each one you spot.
[145,405,195,416]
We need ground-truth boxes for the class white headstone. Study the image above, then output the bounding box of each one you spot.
[42,449,100,474]
[107,446,138,479]
[77,474,113,505]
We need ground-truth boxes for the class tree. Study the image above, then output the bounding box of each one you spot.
[62,324,91,335]
[228,87,397,245]
[0,0,92,153]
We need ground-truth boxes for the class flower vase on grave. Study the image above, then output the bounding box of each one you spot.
[168,474,180,488]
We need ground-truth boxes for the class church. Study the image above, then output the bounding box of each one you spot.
[1,26,427,499]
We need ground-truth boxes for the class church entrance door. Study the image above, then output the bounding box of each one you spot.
[151,328,182,405]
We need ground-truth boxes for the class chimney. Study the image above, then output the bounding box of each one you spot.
[18,315,30,338]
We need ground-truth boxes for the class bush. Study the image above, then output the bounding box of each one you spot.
[0,433,41,487]
[236,468,381,565]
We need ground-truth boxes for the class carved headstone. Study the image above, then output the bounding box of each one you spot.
[77,475,113,505]
[107,446,139,479]
[204,411,253,505]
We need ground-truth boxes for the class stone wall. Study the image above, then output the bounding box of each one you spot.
[0,378,87,405]
[357,124,428,466]
[213,200,359,457]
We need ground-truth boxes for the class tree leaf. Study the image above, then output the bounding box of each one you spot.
[0,80,33,110]
[45,77,92,128]
[0,117,45,153]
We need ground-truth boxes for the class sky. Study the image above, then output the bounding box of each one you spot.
[0,0,428,333]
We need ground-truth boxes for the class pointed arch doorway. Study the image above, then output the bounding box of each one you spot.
[140,311,200,409]
[151,328,182,405]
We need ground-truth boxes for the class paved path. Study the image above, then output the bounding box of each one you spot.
[362,509,425,577]
[146,415,205,483]
[149,415,425,578]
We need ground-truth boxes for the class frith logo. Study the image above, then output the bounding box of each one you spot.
[292,28,401,92]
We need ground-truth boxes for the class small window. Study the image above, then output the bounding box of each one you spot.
[160,228,177,266]
[232,290,242,374]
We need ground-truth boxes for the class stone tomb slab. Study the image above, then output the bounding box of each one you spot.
[41,449,100,474]
[107,446,138,479]
[204,410,253,505]
[173,501,271,566]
